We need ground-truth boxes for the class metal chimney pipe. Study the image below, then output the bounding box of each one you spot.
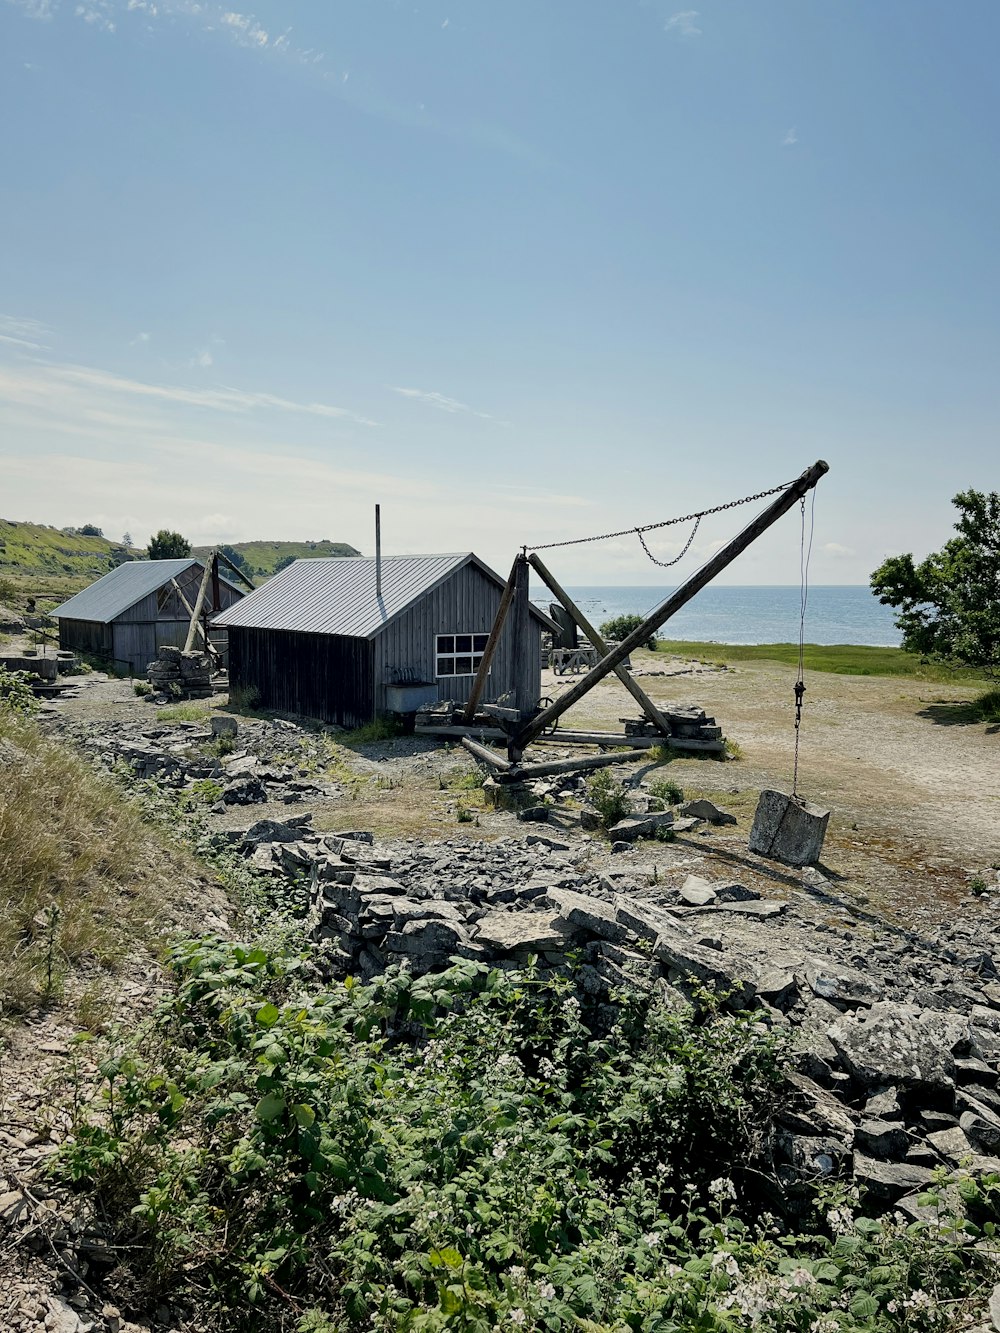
[375,503,382,598]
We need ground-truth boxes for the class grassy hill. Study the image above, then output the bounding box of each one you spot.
[192,539,360,580]
[0,518,139,607]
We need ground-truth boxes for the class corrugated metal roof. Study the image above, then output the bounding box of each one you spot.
[51,559,241,624]
[212,553,557,639]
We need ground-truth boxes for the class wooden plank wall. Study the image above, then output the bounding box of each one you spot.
[58,619,112,659]
[228,626,374,727]
[373,564,543,712]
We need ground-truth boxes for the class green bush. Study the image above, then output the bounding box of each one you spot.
[599,613,657,651]
[55,943,1000,1331]
[0,665,38,716]
[649,777,684,805]
[586,769,632,829]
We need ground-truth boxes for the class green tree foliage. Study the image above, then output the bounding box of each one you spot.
[871,489,1000,677]
[147,530,192,560]
[599,612,657,651]
[79,523,104,537]
[273,553,297,573]
[220,544,251,574]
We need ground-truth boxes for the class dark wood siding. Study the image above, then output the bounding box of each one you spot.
[58,619,112,661]
[373,564,543,712]
[229,626,375,727]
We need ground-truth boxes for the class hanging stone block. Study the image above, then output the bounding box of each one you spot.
[748,789,830,866]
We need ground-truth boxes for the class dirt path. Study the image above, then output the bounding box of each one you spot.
[551,652,1000,919]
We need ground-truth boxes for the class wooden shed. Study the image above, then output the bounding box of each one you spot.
[211,553,556,728]
[52,558,244,674]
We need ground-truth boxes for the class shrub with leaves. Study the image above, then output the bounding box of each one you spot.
[54,941,1000,1331]
[586,768,632,829]
[0,664,38,716]
[599,613,658,651]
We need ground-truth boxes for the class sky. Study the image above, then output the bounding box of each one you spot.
[1,0,998,585]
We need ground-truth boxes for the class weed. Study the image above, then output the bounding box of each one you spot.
[586,769,631,829]
[970,876,989,897]
[447,769,486,791]
[157,703,211,722]
[456,804,474,823]
[649,776,684,805]
[133,680,152,697]
[972,688,1000,724]
[229,684,262,713]
[184,778,225,807]
[340,717,403,745]
[0,665,39,716]
[724,738,744,760]
[653,824,677,843]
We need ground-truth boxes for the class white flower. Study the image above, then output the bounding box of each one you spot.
[537,1282,556,1300]
[643,1231,662,1247]
[492,1141,508,1161]
[509,1309,526,1326]
[708,1176,737,1202]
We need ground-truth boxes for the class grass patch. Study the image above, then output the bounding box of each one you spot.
[973,687,1000,723]
[156,703,213,722]
[339,717,403,746]
[657,639,992,683]
[0,712,192,1015]
[649,776,684,805]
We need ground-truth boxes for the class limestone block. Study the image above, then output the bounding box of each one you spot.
[748,789,830,866]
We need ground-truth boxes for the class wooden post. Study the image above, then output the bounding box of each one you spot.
[211,553,221,612]
[513,460,830,752]
[528,551,673,736]
[499,748,647,784]
[460,736,512,771]
[183,554,216,654]
[510,554,533,722]
[462,557,520,722]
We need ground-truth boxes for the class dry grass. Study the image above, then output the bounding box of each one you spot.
[0,712,193,1016]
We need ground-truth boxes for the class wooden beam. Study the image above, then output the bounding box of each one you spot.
[528,551,673,736]
[460,736,512,771]
[510,554,534,720]
[214,550,256,592]
[514,460,829,752]
[211,552,222,613]
[499,749,647,784]
[462,556,520,723]
[416,724,507,741]
[183,555,216,654]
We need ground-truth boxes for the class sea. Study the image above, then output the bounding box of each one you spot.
[530,585,901,647]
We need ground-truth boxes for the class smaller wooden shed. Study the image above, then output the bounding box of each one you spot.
[212,553,557,727]
[52,558,244,674]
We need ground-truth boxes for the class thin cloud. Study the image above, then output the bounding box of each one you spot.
[822,541,854,557]
[783,128,799,146]
[392,386,493,420]
[7,0,56,17]
[665,10,701,37]
[0,314,51,351]
[130,331,151,345]
[0,360,378,426]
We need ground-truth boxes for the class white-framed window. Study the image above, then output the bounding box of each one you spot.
[436,632,490,678]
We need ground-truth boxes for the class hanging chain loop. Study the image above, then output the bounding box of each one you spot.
[635,516,701,567]
[525,477,798,552]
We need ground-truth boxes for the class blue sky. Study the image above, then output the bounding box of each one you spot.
[2,0,998,584]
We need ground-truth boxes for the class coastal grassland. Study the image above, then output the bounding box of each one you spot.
[0,709,194,1014]
[656,639,993,683]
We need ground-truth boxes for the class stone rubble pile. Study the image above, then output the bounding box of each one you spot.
[209,812,1000,1216]
[144,645,213,699]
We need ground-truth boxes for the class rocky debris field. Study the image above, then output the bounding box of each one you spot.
[212,808,1000,1222]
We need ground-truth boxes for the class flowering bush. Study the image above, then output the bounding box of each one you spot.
[56,943,1000,1331]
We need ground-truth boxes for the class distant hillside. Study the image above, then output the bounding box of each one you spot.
[192,539,361,581]
[0,518,140,607]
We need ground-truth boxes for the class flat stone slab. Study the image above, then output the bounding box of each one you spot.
[473,910,576,955]
[608,813,699,843]
[748,789,830,866]
[547,888,630,943]
[829,1002,970,1092]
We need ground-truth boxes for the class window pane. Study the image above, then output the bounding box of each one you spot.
[455,656,473,674]
[437,657,455,676]
[473,634,489,652]
[437,635,454,654]
[456,634,472,653]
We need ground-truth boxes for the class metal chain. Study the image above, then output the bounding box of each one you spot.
[791,491,816,799]
[635,515,701,567]
[526,477,798,552]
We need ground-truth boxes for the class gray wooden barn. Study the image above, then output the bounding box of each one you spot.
[211,553,556,727]
[52,558,244,674]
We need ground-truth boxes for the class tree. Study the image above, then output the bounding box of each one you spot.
[871,489,1000,678]
[147,529,192,560]
[122,532,133,547]
[219,544,250,574]
[599,613,658,652]
[79,523,104,537]
[273,554,297,574]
